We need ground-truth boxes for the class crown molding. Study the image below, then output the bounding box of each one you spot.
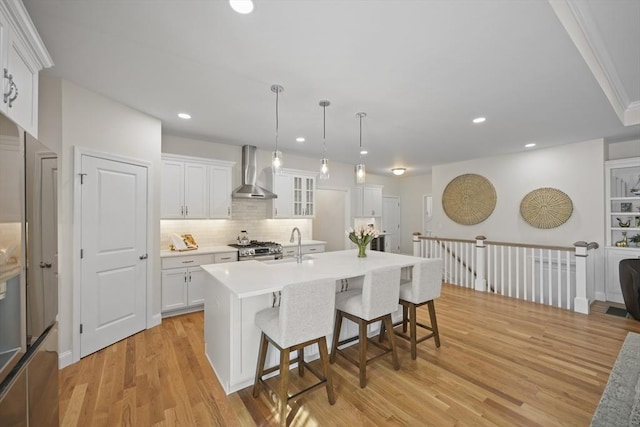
[1,0,53,69]
[548,0,639,126]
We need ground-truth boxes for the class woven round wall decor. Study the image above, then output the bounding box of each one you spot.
[442,174,497,225]
[520,187,573,229]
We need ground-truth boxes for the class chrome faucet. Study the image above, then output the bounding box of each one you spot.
[290,227,302,263]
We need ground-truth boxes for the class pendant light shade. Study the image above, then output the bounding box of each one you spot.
[355,164,366,184]
[355,112,367,184]
[271,84,284,173]
[319,100,330,180]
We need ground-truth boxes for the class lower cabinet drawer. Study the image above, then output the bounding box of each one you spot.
[214,252,237,263]
[161,254,214,269]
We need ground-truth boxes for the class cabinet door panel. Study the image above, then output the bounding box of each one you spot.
[184,162,208,218]
[210,166,232,218]
[161,269,188,311]
[161,160,185,218]
[187,267,205,306]
[273,173,293,218]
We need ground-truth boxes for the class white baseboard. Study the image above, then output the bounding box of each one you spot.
[595,291,607,301]
[149,313,162,328]
[58,350,73,369]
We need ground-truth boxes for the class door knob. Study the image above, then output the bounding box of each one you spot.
[39,262,52,268]
[139,254,148,260]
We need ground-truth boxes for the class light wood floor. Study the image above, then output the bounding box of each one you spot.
[59,285,640,426]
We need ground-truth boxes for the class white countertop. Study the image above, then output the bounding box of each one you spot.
[279,239,327,248]
[160,245,238,258]
[201,249,424,298]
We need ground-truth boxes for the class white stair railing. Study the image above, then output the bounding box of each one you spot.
[413,234,599,314]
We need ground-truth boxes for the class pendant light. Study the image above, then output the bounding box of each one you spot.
[355,112,367,184]
[271,84,284,173]
[319,100,330,180]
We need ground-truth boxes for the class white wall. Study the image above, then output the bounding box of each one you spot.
[39,78,162,367]
[430,139,606,246]
[398,173,432,254]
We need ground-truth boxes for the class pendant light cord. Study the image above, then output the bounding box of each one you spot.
[322,103,327,157]
[275,89,279,152]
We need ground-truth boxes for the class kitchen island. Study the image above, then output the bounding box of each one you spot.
[202,249,427,394]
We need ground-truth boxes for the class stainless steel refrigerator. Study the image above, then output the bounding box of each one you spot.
[0,114,59,426]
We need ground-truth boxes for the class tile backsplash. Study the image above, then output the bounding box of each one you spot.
[160,199,313,248]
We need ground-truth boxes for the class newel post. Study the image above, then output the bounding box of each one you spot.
[573,241,590,314]
[413,232,422,257]
[474,235,487,291]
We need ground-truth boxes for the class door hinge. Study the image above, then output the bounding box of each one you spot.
[80,249,84,259]
[80,324,83,334]
[79,173,87,184]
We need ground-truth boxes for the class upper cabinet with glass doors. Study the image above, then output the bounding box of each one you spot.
[271,169,316,219]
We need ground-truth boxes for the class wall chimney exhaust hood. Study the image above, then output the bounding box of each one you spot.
[232,145,277,199]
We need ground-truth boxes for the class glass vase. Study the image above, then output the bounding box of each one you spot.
[357,243,367,258]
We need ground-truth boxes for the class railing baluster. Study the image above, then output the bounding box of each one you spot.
[556,250,562,308]
[520,247,524,301]
[566,251,571,310]
[413,235,596,313]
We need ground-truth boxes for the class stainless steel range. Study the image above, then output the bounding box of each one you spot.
[229,241,283,261]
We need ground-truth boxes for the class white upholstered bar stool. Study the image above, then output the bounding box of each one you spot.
[330,266,402,388]
[252,278,337,426]
[381,258,443,360]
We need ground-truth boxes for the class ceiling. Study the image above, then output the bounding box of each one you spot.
[23,0,640,176]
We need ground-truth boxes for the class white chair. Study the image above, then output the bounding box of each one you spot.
[381,258,443,360]
[330,266,402,388]
[252,278,337,426]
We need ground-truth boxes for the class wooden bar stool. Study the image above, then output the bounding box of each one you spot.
[330,266,402,388]
[380,258,443,359]
[253,278,337,426]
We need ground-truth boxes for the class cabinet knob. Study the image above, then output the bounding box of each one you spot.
[139,254,148,260]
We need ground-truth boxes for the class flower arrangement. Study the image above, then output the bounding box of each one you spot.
[347,225,379,257]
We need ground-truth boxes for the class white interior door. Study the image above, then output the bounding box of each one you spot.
[80,155,147,357]
[383,196,400,253]
[313,188,348,251]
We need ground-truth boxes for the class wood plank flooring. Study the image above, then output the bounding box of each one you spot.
[59,284,640,426]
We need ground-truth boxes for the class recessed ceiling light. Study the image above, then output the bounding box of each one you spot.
[472,117,486,124]
[391,168,406,176]
[360,148,368,155]
[525,143,536,148]
[229,0,254,14]
[296,137,305,143]
[178,113,191,119]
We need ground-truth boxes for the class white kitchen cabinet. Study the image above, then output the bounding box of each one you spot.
[161,154,234,219]
[161,159,208,219]
[271,169,316,218]
[0,1,52,138]
[293,174,315,217]
[161,253,214,314]
[271,172,293,218]
[210,163,233,218]
[354,185,383,217]
[161,251,237,316]
[604,157,640,302]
